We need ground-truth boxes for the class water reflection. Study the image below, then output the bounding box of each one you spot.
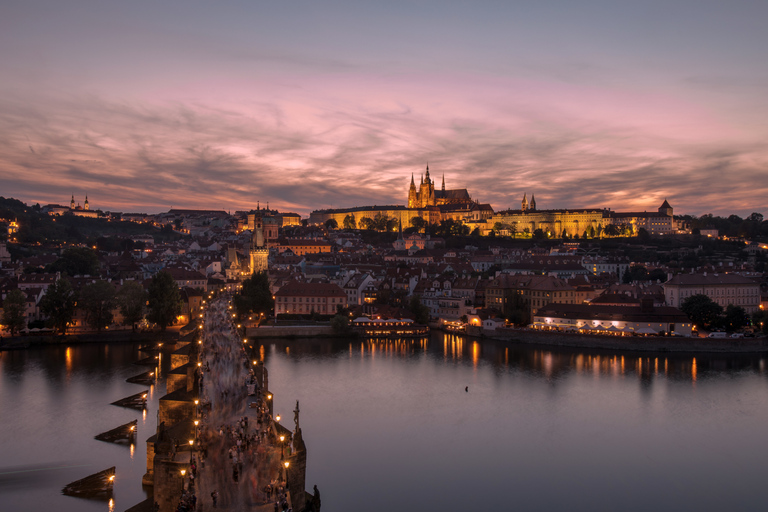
[254,332,767,385]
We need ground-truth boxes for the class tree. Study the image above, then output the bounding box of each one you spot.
[234,271,274,318]
[724,304,748,332]
[604,224,620,237]
[407,295,430,324]
[147,271,182,331]
[325,219,338,230]
[2,289,27,335]
[532,228,546,240]
[410,216,426,231]
[680,294,723,330]
[79,280,116,331]
[331,314,351,334]
[117,280,146,332]
[48,247,99,276]
[343,214,357,230]
[359,217,374,230]
[39,278,77,334]
[373,213,389,231]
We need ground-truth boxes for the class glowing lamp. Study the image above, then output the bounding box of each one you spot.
[275,414,281,422]
[284,461,290,468]
[189,439,194,446]
[180,469,186,476]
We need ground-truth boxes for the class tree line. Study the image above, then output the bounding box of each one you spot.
[2,270,182,336]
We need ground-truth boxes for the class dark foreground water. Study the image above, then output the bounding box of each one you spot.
[2,335,768,512]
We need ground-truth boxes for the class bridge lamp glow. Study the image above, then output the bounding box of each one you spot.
[180,469,186,476]
[109,475,115,481]
[194,420,199,426]
[267,394,272,400]
[189,440,194,446]
[194,399,199,405]
[284,461,290,468]
[275,414,281,422]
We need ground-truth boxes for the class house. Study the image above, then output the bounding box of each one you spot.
[274,281,347,316]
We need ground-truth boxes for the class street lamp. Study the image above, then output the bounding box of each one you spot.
[275,414,281,422]
[280,435,285,457]
[180,469,186,492]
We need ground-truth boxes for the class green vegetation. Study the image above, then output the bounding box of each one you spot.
[680,294,724,331]
[407,295,430,324]
[2,289,27,335]
[39,278,77,334]
[48,247,100,276]
[117,281,147,331]
[79,280,117,331]
[234,272,274,319]
[147,271,182,331]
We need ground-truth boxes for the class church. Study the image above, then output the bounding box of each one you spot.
[407,165,474,208]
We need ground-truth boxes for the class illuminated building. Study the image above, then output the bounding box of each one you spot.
[248,214,269,275]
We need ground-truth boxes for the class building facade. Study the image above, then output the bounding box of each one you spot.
[664,273,761,314]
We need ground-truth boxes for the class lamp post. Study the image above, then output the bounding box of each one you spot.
[180,469,186,492]
[279,435,285,458]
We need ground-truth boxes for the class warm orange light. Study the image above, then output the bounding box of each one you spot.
[284,461,290,468]
[275,414,281,422]
[180,469,186,476]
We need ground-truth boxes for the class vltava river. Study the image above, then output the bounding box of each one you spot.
[2,335,768,512]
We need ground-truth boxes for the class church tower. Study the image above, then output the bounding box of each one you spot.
[70,195,75,210]
[408,173,418,208]
[249,214,269,276]
[419,164,435,207]
[521,193,528,211]
[84,195,89,210]
[529,194,536,211]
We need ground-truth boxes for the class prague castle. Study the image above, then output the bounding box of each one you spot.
[310,164,679,237]
[407,166,473,208]
[310,165,490,228]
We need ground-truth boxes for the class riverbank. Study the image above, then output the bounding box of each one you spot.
[474,327,768,354]
[0,329,181,351]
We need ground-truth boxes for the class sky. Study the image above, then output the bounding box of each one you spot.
[1,0,766,217]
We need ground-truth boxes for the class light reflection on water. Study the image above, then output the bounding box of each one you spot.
[262,333,768,512]
[2,336,768,512]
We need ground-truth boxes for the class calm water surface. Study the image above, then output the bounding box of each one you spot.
[2,335,768,512]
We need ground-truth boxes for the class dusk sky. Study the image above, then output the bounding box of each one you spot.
[1,0,766,217]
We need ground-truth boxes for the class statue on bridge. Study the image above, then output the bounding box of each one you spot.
[294,400,300,431]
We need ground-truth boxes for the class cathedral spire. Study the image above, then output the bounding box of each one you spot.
[530,194,536,210]
[522,193,528,211]
[442,174,445,191]
[410,173,415,187]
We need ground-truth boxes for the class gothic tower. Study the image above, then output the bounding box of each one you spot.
[70,195,75,209]
[249,214,269,276]
[529,194,536,211]
[521,193,528,211]
[408,173,418,208]
[84,195,90,210]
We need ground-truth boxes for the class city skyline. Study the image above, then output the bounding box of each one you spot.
[2,0,767,217]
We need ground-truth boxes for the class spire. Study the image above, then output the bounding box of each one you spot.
[522,193,528,211]
[410,173,415,187]
[442,174,445,191]
[257,201,260,210]
[530,194,536,210]
[425,164,430,184]
[421,174,423,185]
